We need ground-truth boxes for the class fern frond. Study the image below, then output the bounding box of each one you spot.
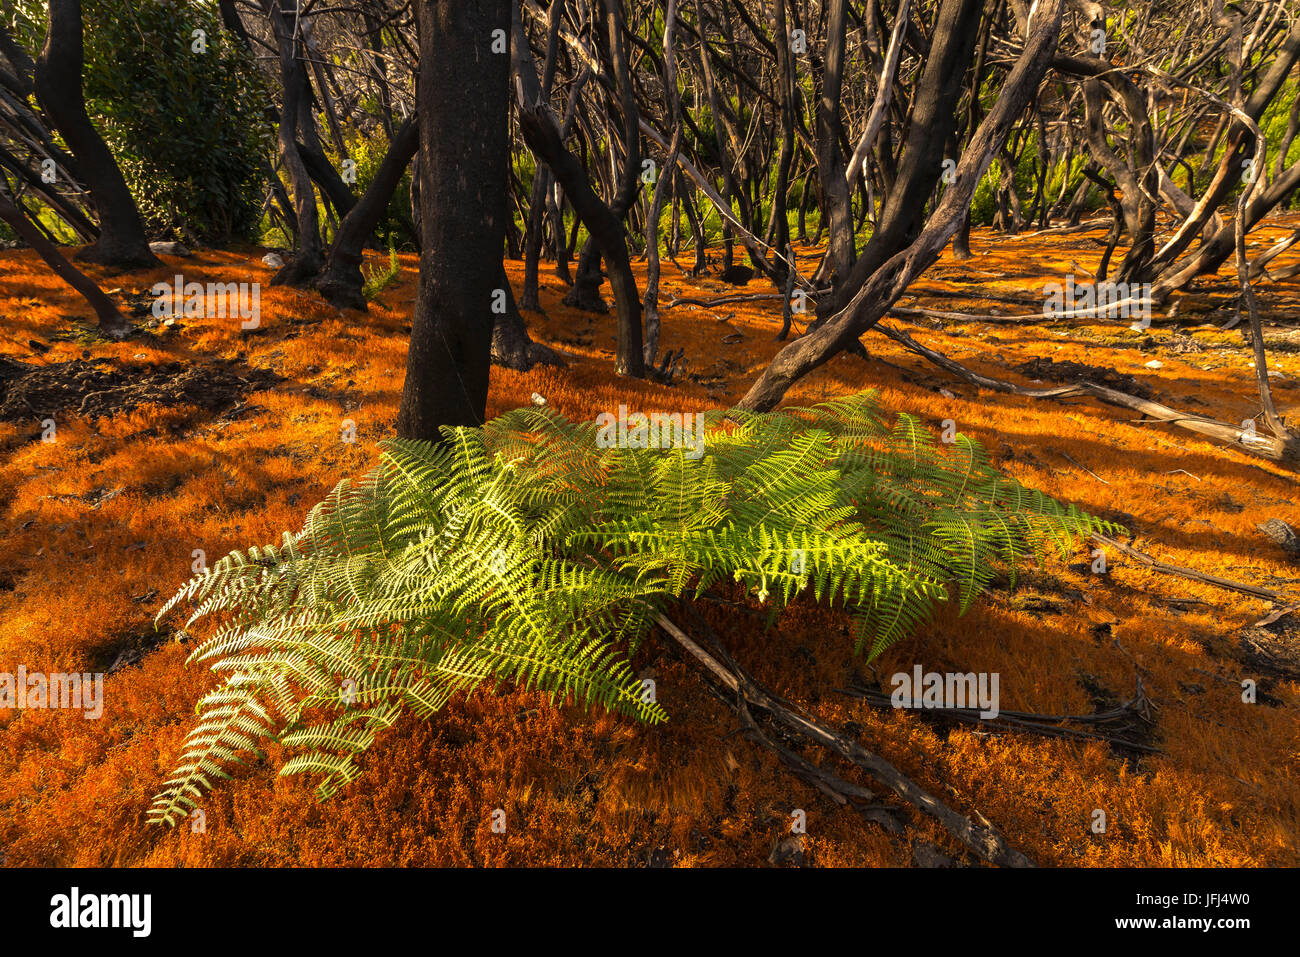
[151,390,1116,820]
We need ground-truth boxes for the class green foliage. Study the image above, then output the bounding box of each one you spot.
[78,0,274,242]
[149,393,1118,825]
[361,245,401,300]
[341,127,414,249]
[1257,79,1300,209]
[968,132,1091,227]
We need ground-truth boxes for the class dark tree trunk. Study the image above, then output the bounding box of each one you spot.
[266,0,324,287]
[0,191,128,338]
[549,185,571,283]
[521,165,552,312]
[643,0,682,367]
[560,0,646,371]
[296,138,358,220]
[490,264,564,371]
[397,0,512,440]
[33,0,158,270]
[817,0,983,320]
[216,0,298,236]
[952,208,973,260]
[816,0,855,284]
[316,117,418,310]
[740,0,1067,412]
[763,0,796,283]
[512,4,644,377]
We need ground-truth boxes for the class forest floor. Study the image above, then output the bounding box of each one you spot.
[1,219,1298,867]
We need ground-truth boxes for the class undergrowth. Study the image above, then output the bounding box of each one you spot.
[149,391,1120,826]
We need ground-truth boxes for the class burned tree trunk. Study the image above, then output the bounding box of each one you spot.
[813,0,982,324]
[490,264,564,371]
[643,0,682,368]
[740,0,1068,412]
[316,117,418,310]
[397,0,512,439]
[512,3,644,378]
[33,0,157,271]
[815,0,855,285]
[0,189,128,338]
[266,0,324,288]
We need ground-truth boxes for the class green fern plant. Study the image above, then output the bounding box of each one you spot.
[361,246,401,301]
[149,392,1121,826]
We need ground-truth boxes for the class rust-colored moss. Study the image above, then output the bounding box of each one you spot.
[0,227,1296,867]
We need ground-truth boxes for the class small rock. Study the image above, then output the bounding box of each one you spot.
[1144,359,1163,369]
[1257,519,1300,556]
[262,252,285,268]
[530,392,547,407]
[768,834,807,867]
[149,241,191,257]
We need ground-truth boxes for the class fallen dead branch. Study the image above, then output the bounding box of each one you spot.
[655,609,1036,867]
[834,678,1160,756]
[889,305,1047,325]
[1017,218,1112,237]
[1091,532,1283,601]
[873,323,1300,466]
[735,699,906,834]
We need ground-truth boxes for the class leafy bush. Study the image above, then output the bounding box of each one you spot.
[80,0,273,243]
[149,393,1118,825]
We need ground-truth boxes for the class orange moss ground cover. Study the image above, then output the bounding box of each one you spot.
[0,224,1297,867]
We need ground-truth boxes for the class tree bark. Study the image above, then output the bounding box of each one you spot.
[817,0,983,318]
[740,0,1067,412]
[815,0,855,284]
[265,0,324,287]
[0,190,129,338]
[643,0,682,367]
[396,0,512,439]
[511,3,644,377]
[33,0,158,270]
[315,117,418,310]
[490,264,564,371]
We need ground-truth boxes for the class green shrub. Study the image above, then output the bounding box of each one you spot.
[79,0,274,243]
